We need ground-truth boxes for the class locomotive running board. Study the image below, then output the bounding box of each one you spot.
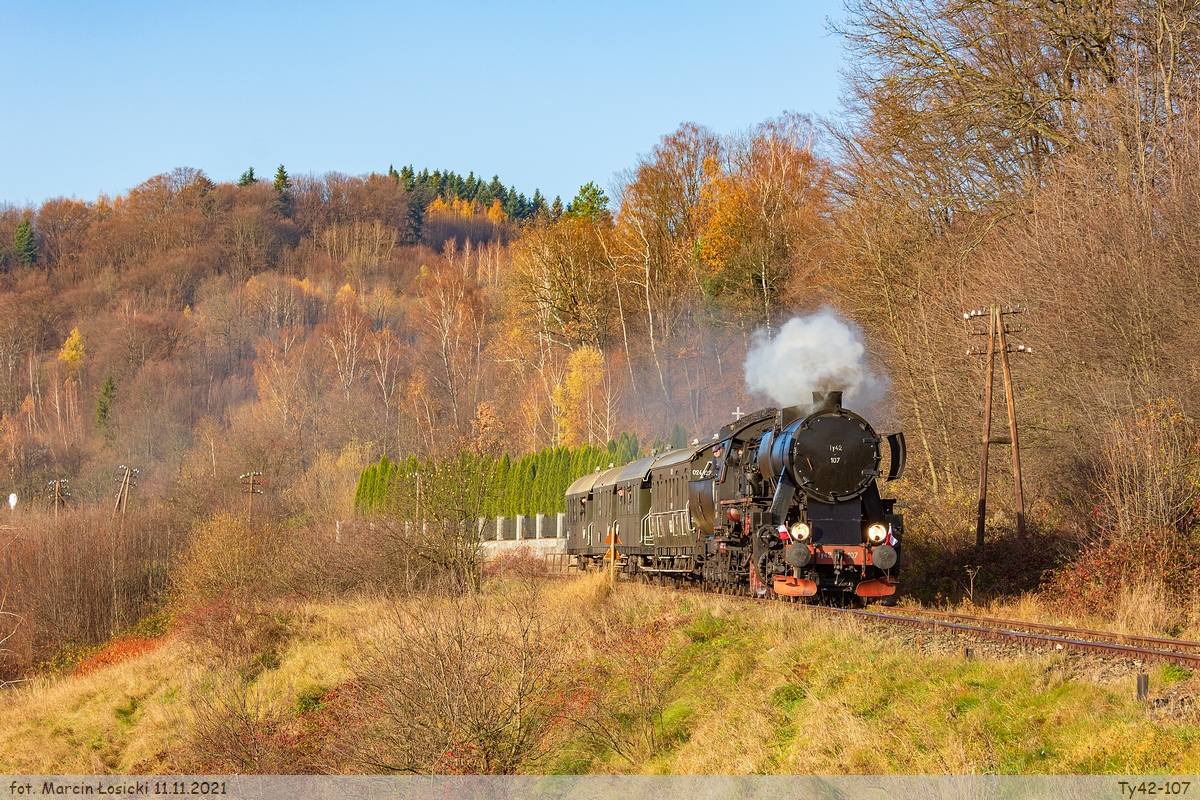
[773,575,818,597]
[855,578,898,598]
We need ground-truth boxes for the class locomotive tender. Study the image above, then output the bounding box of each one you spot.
[565,391,907,600]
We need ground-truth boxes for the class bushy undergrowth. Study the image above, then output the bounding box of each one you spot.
[1046,402,1200,626]
[887,484,1067,606]
[4,577,1200,774]
[0,505,180,681]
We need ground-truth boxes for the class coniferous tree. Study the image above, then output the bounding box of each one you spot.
[354,467,370,511]
[273,165,291,199]
[237,167,257,187]
[493,454,510,516]
[566,182,610,220]
[95,375,116,429]
[550,196,563,220]
[669,424,688,450]
[13,219,36,266]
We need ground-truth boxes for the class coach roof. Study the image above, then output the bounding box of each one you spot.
[651,446,699,470]
[616,454,657,483]
[565,470,606,498]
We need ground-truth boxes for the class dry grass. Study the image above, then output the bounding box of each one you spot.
[1,578,1197,775]
[0,597,366,773]
[949,579,1200,641]
[0,636,183,772]
[658,599,1199,774]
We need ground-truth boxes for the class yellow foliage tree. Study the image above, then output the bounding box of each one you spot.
[335,282,358,307]
[486,199,507,225]
[57,328,85,378]
[553,345,610,447]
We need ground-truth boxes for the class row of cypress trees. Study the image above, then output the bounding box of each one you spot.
[354,432,646,517]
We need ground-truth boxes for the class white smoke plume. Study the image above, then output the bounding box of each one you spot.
[744,308,888,412]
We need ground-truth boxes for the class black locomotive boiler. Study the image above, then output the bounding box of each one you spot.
[565,391,907,600]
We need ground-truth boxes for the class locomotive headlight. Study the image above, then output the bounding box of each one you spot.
[790,522,811,541]
[867,523,888,544]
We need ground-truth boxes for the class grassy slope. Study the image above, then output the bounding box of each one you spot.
[649,603,1197,773]
[0,581,1195,774]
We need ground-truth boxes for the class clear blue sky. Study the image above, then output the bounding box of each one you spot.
[3,1,848,207]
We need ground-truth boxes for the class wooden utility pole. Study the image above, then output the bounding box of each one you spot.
[965,304,1031,546]
[240,471,263,521]
[113,465,138,520]
[47,479,70,522]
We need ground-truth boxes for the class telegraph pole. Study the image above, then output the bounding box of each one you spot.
[47,479,70,522]
[113,465,138,520]
[240,472,264,521]
[964,304,1032,545]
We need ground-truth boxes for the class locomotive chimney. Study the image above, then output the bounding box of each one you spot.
[812,390,843,411]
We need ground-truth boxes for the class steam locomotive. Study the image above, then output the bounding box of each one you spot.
[564,391,907,600]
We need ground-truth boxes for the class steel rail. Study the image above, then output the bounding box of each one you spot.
[880,607,1200,654]
[827,606,1200,668]
[551,569,1200,667]
[641,580,1200,668]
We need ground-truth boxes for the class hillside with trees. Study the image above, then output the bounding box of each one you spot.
[1,0,1199,741]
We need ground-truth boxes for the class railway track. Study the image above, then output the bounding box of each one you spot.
[830,605,1200,668]
[523,561,1200,668]
[634,576,1200,668]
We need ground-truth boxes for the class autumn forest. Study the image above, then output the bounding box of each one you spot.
[4,0,1200,677]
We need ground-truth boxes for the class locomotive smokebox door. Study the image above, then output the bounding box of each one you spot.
[789,413,880,503]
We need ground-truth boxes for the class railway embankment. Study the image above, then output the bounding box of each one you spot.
[1,574,1197,774]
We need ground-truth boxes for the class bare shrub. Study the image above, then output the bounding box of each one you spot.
[482,547,551,580]
[569,589,681,764]
[173,590,296,773]
[177,669,290,773]
[1096,401,1200,541]
[367,452,498,593]
[173,513,276,607]
[0,505,177,678]
[346,582,573,774]
[1050,401,1200,619]
[175,590,289,677]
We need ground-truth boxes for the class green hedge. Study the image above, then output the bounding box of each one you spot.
[355,432,642,517]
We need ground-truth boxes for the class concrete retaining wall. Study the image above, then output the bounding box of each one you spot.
[479,538,567,559]
[481,512,567,541]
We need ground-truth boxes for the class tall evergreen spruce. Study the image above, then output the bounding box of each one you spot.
[13,219,36,266]
[669,423,688,450]
[95,375,116,429]
[237,167,257,187]
[274,165,291,199]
